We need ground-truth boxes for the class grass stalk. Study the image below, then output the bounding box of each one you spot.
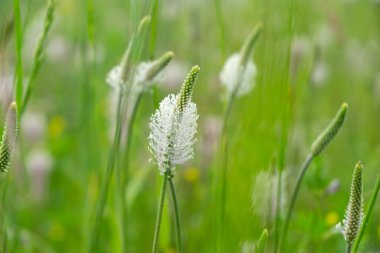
[213,0,226,59]
[87,93,125,253]
[280,153,314,250]
[21,0,55,115]
[148,0,159,58]
[352,175,380,253]
[12,0,23,110]
[152,173,168,253]
[118,92,143,253]
[168,178,182,253]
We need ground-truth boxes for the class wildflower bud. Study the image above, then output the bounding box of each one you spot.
[337,161,363,245]
[256,228,268,253]
[0,102,18,173]
[133,51,174,92]
[239,23,262,67]
[176,65,200,113]
[145,51,174,82]
[121,16,151,82]
[219,24,261,98]
[107,16,151,90]
[311,103,348,156]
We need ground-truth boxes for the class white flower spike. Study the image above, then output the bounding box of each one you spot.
[148,66,200,177]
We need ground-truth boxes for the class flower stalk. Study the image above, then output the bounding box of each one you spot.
[149,66,200,253]
[280,103,348,251]
[215,24,262,252]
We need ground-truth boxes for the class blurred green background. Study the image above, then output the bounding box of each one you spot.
[0,0,380,252]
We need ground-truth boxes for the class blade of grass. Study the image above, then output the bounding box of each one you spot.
[213,0,226,59]
[13,0,23,111]
[21,0,56,115]
[86,93,125,253]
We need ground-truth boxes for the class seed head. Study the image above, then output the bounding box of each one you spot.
[0,102,18,173]
[239,23,262,67]
[176,65,200,113]
[133,51,174,92]
[256,229,268,253]
[337,161,364,245]
[311,103,348,156]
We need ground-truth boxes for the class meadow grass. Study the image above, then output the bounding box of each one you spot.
[0,0,379,252]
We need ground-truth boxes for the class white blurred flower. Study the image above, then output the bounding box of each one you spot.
[241,240,255,253]
[325,178,341,196]
[106,65,126,91]
[46,36,72,62]
[22,111,47,142]
[313,23,334,50]
[311,60,329,87]
[201,116,222,164]
[148,94,198,176]
[219,53,257,97]
[26,148,53,202]
[290,36,312,80]
[0,73,13,110]
[252,170,287,222]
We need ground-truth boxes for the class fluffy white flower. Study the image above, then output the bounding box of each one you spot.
[219,53,257,97]
[107,64,130,92]
[148,94,198,175]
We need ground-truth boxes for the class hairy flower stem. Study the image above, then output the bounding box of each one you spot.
[87,93,124,253]
[352,175,380,253]
[152,173,168,253]
[281,153,314,250]
[168,178,182,253]
[346,243,352,253]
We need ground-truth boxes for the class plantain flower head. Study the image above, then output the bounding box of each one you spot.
[337,161,364,245]
[0,102,19,173]
[148,66,200,177]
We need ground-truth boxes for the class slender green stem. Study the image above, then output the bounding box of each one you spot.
[214,76,242,252]
[0,178,8,252]
[13,0,23,110]
[118,92,143,253]
[148,0,159,58]
[152,173,168,253]
[273,169,282,253]
[346,243,352,253]
[168,178,182,253]
[280,153,314,251]
[352,175,380,253]
[87,93,124,253]
[213,0,226,59]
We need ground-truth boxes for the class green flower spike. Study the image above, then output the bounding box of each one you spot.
[0,102,18,173]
